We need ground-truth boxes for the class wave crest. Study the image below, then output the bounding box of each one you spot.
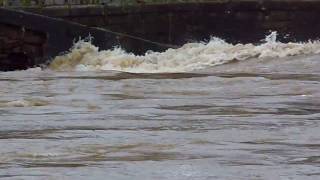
[49,32,320,73]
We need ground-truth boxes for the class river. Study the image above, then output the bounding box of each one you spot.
[0,34,320,179]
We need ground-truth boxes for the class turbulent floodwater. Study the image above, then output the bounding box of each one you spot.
[1,34,320,179]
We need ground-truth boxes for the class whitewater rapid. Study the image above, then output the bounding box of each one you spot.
[49,32,320,73]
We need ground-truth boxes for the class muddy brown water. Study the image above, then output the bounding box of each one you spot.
[0,54,320,179]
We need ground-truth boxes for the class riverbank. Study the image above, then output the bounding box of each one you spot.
[2,0,320,70]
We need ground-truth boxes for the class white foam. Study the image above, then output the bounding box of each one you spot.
[49,32,320,73]
[0,99,49,107]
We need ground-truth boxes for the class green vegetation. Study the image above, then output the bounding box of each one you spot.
[115,0,217,6]
[21,0,31,6]
[0,0,223,7]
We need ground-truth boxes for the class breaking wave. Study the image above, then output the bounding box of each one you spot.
[49,32,320,73]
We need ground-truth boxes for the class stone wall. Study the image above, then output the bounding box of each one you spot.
[0,7,173,70]
[0,23,46,70]
[0,8,118,70]
[20,1,320,46]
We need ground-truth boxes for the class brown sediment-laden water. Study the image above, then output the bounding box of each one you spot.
[1,33,320,179]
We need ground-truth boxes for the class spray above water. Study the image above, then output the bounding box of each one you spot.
[49,32,320,73]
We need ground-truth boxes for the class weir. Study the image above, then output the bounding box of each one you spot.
[2,0,320,71]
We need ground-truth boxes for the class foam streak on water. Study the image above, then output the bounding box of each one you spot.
[49,32,320,73]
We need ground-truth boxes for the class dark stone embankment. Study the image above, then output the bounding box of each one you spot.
[2,1,320,70]
[0,8,173,71]
[22,1,320,45]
